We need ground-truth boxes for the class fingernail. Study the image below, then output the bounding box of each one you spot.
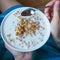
[45,13,49,17]
[45,13,50,20]
[55,1,60,7]
[48,16,50,20]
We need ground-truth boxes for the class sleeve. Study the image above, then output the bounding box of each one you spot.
[0,4,24,60]
[0,4,24,25]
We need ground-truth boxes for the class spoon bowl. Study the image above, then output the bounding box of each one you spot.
[21,8,36,16]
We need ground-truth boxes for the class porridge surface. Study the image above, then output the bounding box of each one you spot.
[3,8,50,50]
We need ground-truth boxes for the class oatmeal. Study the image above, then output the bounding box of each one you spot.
[3,7,50,51]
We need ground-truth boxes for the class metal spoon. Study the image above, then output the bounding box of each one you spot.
[21,6,52,16]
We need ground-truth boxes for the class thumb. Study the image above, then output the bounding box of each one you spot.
[53,1,60,19]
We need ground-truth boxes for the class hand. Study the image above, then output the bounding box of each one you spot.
[5,44,32,60]
[44,0,60,47]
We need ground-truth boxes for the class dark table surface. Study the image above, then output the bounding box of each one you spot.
[17,0,50,8]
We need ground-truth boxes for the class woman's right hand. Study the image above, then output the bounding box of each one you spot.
[44,0,60,47]
[5,44,32,60]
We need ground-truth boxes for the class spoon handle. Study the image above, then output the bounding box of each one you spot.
[38,6,52,11]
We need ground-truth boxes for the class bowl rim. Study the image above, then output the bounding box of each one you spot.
[1,7,50,52]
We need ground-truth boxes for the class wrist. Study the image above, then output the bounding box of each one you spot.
[13,52,23,60]
[51,29,60,40]
[14,52,32,60]
[52,33,60,48]
[14,55,22,60]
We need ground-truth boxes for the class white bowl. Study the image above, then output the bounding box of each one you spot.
[1,7,50,52]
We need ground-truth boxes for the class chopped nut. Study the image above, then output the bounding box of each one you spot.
[16,37,18,40]
[40,39,43,42]
[15,17,40,36]
[16,11,19,14]
[10,39,14,42]
[18,16,21,19]
[33,42,36,47]
[31,40,33,44]
[27,41,30,48]
[7,34,11,37]
[40,26,45,30]
[21,40,26,44]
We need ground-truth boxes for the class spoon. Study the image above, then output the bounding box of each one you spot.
[21,6,52,16]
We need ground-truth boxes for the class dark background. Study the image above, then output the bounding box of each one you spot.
[17,0,50,8]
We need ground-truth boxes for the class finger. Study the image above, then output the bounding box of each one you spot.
[5,44,22,56]
[24,52,32,60]
[44,0,56,20]
[45,0,56,13]
[53,0,60,19]
[5,44,12,52]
